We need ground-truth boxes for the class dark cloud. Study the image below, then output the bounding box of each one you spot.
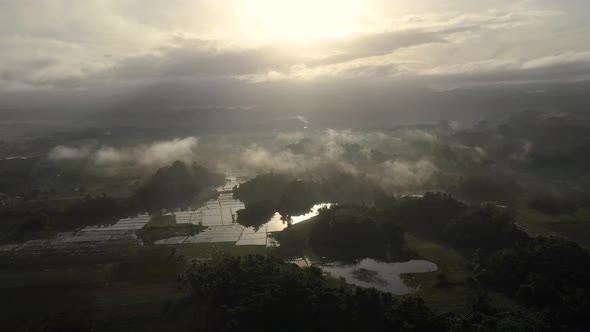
[95,28,453,82]
[418,52,590,86]
[0,0,589,127]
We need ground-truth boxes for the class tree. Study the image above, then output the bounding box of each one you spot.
[181,255,445,332]
[445,203,528,251]
[235,201,275,229]
[477,236,590,330]
[528,196,577,215]
[307,205,404,260]
[131,161,224,213]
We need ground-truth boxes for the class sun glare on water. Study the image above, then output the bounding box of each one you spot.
[238,0,369,42]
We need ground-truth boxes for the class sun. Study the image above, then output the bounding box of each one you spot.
[237,0,368,42]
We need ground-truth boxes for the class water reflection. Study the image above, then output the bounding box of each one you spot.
[320,258,437,295]
[267,203,331,232]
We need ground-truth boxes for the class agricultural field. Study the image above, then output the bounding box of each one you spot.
[402,234,514,312]
[0,240,266,330]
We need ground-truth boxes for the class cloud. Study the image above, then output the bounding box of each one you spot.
[48,145,91,160]
[399,129,438,142]
[238,129,437,192]
[71,27,454,86]
[0,0,588,117]
[376,159,437,190]
[240,130,357,174]
[0,2,572,89]
[135,137,199,167]
[511,140,534,160]
[417,51,590,85]
[93,146,126,165]
[48,137,199,167]
[276,131,307,142]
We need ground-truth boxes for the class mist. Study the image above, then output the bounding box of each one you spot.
[233,129,440,192]
[48,137,199,168]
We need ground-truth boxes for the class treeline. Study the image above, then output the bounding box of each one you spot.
[71,161,224,220]
[474,236,590,330]
[233,174,590,329]
[527,195,578,215]
[232,172,383,228]
[130,161,225,213]
[5,161,225,235]
[276,192,590,330]
[180,255,550,332]
[276,192,527,260]
[234,172,530,259]
[375,192,529,252]
[447,175,522,205]
[181,255,445,332]
[309,205,405,259]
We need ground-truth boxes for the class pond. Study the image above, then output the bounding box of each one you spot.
[320,258,438,295]
[266,203,331,232]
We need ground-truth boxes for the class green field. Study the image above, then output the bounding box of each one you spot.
[515,205,590,247]
[144,215,178,228]
[0,241,267,330]
[508,171,590,248]
[138,215,204,245]
[402,233,514,312]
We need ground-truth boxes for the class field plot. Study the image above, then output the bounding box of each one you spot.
[236,231,268,246]
[167,224,268,246]
[166,193,244,227]
[216,176,242,192]
[2,215,150,254]
[156,206,271,247]
[153,184,273,247]
[1,177,268,254]
[402,233,515,311]
[154,236,189,245]
[0,246,190,330]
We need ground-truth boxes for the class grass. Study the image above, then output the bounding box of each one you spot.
[515,203,590,248]
[0,264,115,287]
[138,225,201,245]
[404,233,468,280]
[487,168,590,248]
[271,226,510,312]
[543,218,590,248]
[138,214,204,245]
[402,233,515,312]
[0,240,267,330]
[173,242,267,259]
[144,215,177,228]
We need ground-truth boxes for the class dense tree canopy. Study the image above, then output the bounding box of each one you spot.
[528,196,578,215]
[233,174,320,228]
[52,161,225,229]
[132,161,225,213]
[232,173,291,206]
[276,179,319,217]
[445,203,528,251]
[181,255,555,332]
[377,192,466,238]
[182,255,445,332]
[234,201,275,229]
[451,175,522,204]
[309,205,404,257]
[233,172,391,229]
[476,236,590,330]
[64,193,127,226]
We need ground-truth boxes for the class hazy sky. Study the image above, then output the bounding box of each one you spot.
[1,0,589,112]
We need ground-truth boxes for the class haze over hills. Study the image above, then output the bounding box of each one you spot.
[2,80,590,129]
[2,1,590,131]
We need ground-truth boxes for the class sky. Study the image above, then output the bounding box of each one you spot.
[1,0,589,119]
